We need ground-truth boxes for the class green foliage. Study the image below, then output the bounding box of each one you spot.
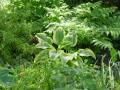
[5,59,120,90]
[1,0,120,90]
[0,0,61,65]
[78,48,96,59]
[53,28,65,45]
[36,29,95,65]
[0,67,16,89]
[62,31,77,47]
[46,1,120,61]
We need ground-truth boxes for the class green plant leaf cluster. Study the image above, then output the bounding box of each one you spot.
[1,0,120,90]
[36,28,95,65]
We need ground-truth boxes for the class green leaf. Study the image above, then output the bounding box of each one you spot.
[110,48,118,62]
[49,49,64,59]
[36,33,53,49]
[78,48,96,59]
[67,60,79,67]
[53,29,65,45]
[60,52,78,62]
[36,33,53,45]
[0,67,15,87]
[36,40,52,49]
[59,31,77,48]
[118,50,120,59]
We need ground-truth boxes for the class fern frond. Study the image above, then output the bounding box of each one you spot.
[100,16,120,38]
[92,38,113,49]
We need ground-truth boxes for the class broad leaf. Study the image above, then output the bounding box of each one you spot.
[78,48,96,59]
[60,52,78,62]
[0,67,15,87]
[53,29,65,45]
[36,33,53,45]
[36,33,53,49]
[49,49,63,59]
[59,31,77,48]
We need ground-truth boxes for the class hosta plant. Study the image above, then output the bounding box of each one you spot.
[35,28,96,65]
[46,1,120,62]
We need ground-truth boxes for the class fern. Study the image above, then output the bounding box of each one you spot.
[45,1,120,62]
[92,38,113,49]
[100,16,120,38]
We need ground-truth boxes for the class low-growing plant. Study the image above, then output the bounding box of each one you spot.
[1,0,120,90]
[35,28,96,66]
[46,1,120,62]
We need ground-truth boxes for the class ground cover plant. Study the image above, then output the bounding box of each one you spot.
[0,0,120,90]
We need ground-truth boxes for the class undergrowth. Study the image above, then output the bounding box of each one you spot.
[0,0,120,90]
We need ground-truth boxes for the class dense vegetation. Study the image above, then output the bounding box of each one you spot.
[0,0,120,90]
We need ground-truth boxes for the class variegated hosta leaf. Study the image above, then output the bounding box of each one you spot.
[36,38,53,49]
[49,49,63,59]
[36,33,53,49]
[36,33,53,45]
[59,31,77,48]
[78,48,96,59]
[53,28,65,45]
[60,52,78,62]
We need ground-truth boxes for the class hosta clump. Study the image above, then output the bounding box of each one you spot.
[36,28,96,65]
[47,1,120,62]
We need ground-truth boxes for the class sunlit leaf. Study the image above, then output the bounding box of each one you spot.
[53,28,65,45]
[60,52,78,62]
[49,49,64,60]
[36,33,53,45]
[36,33,53,49]
[59,31,77,48]
[78,48,96,59]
